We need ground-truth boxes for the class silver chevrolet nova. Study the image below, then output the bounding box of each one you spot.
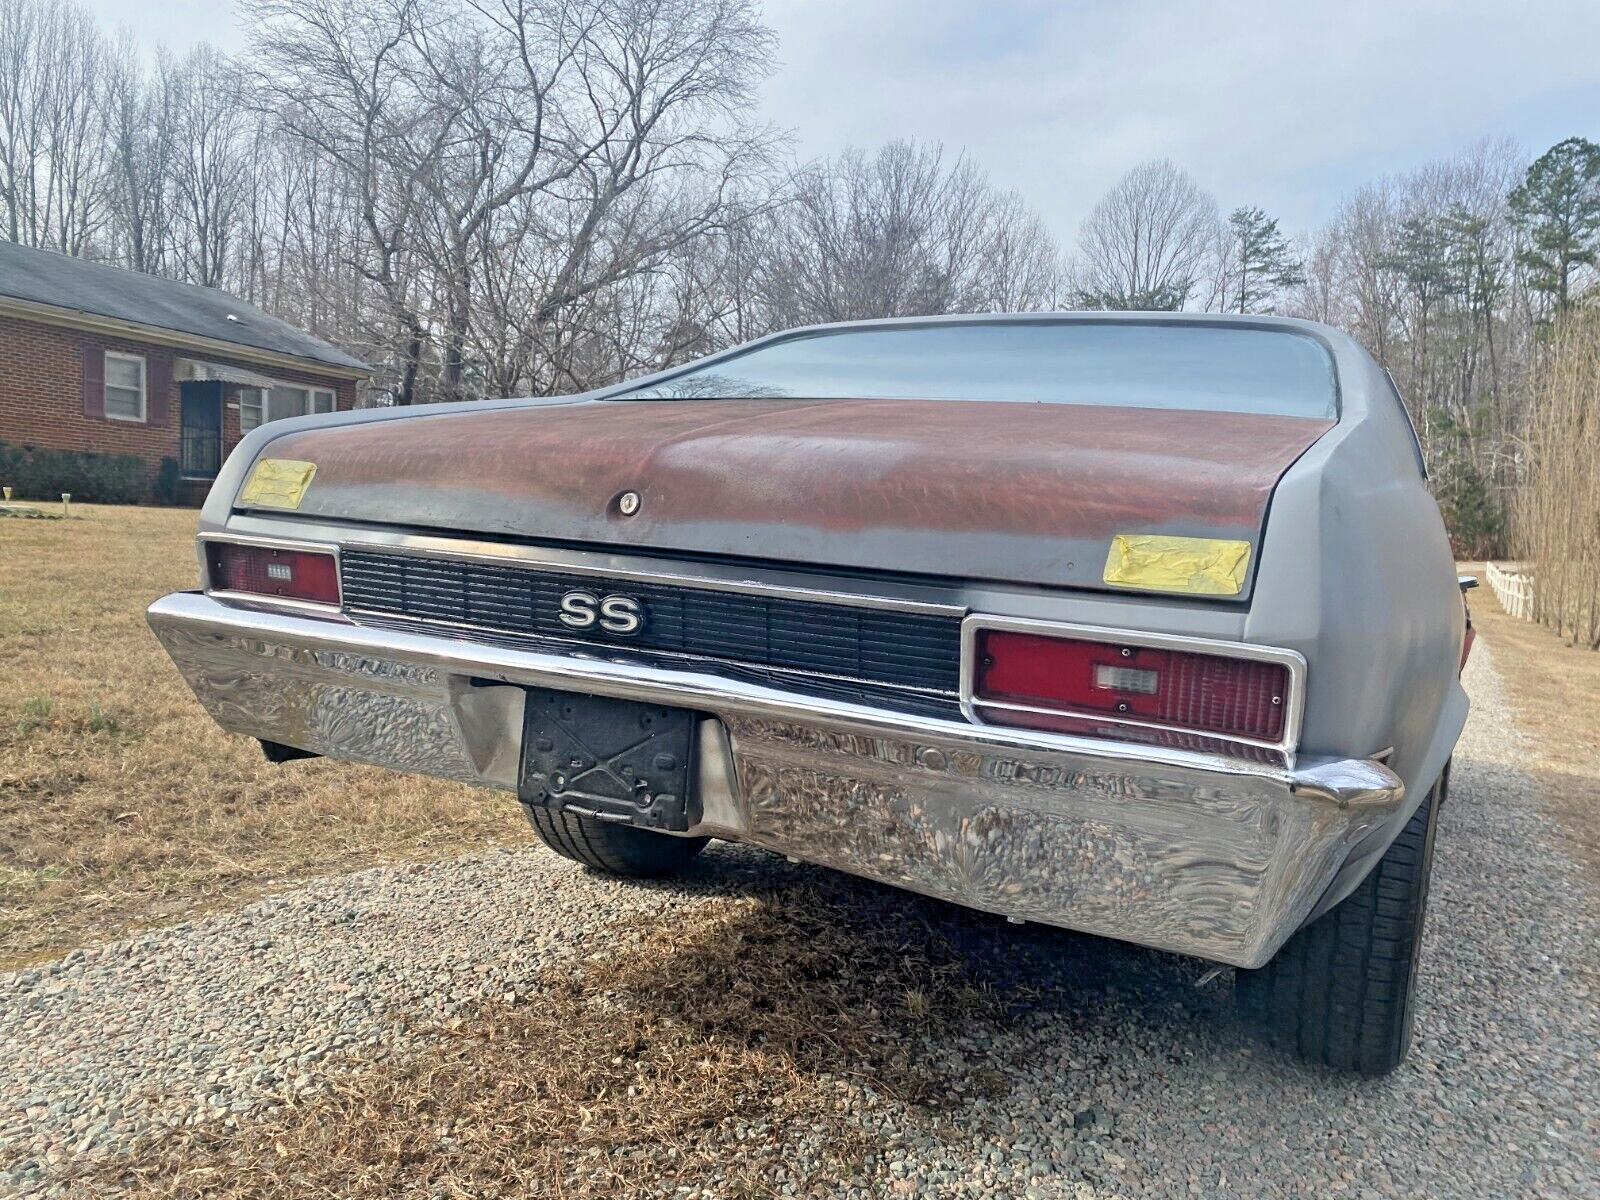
[148,313,1469,1075]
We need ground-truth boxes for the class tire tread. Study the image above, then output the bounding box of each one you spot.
[1236,769,1442,1076]
[525,806,708,877]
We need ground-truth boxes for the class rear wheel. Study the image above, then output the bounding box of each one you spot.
[1236,767,1444,1075]
[524,805,708,877]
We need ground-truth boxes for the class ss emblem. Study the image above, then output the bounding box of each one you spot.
[558,589,644,636]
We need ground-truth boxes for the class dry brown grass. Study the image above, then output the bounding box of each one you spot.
[1513,308,1600,647]
[79,868,1119,1199]
[0,504,510,967]
[1463,566,1600,884]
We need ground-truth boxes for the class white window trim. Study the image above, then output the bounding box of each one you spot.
[238,386,265,433]
[103,351,147,423]
[231,380,339,430]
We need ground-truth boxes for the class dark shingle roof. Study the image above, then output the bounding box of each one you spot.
[0,240,368,374]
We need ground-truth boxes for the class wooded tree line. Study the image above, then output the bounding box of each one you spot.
[2,0,1598,555]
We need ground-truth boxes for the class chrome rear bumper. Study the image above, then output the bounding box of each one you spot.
[148,591,1403,968]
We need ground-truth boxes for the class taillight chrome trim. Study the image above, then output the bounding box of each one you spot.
[199,531,345,615]
[959,615,1307,766]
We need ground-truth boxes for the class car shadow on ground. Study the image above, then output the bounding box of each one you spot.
[68,843,1251,1198]
[596,841,1247,1105]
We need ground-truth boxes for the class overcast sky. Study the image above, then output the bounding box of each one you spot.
[81,0,1600,241]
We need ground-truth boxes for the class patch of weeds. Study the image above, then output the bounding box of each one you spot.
[0,863,71,889]
[78,704,123,735]
[15,694,55,734]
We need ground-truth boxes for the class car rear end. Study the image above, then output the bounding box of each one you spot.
[148,314,1463,978]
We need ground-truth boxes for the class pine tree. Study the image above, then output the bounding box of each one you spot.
[1223,206,1303,314]
[1508,137,1600,312]
[1074,283,1192,311]
[1381,214,1456,407]
[1440,202,1506,403]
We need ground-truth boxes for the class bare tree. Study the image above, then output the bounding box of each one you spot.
[1282,226,1343,325]
[453,0,780,395]
[1073,159,1218,310]
[1332,182,1404,366]
[978,191,1067,312]
[755,140,1062,326]
[0,0,41,241]
[169,45,251,286]
[103,36,177,273]
[244,0,776,401]
[248,0,444,402]
[0,0,107,251]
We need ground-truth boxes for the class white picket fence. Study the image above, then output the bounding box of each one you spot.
[1485,561,1536,621]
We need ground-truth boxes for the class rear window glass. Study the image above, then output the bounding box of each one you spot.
[613,321,1338,418]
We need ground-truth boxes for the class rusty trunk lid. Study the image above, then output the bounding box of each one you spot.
[248,397,1333,597]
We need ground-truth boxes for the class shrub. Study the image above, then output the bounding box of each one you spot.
[153,457,183,505]
[0,441,153,504]
[1433,449,1507,560]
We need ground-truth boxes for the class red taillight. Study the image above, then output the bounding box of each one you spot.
[970,629,1291,754]
[207,542,340,606]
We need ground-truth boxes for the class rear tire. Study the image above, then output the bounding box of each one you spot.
[1236,767,1444,1076]
[524,806,708,877]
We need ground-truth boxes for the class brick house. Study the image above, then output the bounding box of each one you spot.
[0,240,368,505]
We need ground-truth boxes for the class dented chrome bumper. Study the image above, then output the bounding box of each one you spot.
[148,591,1403,968]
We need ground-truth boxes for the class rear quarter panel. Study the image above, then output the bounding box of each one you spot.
[1246,340,1467,917]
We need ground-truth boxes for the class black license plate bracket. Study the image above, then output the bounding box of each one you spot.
[517,688,699,832]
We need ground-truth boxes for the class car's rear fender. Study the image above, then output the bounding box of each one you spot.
[1246,346,1467,919]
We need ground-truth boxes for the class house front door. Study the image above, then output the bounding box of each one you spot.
[179,381,224,480]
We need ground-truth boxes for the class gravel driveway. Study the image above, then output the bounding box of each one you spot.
[3,644,1596,1198]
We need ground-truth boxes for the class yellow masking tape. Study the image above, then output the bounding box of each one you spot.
[238,459,318,510]
[1103,533,1252,596]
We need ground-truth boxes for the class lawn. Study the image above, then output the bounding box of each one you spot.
[0,504,511,967]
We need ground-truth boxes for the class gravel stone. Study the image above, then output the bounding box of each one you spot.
[1,644,1596,1197]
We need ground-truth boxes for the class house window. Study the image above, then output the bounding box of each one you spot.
[267,384,338,423]
[104,352,147,421]
[239,387,265,432]
[234,383,339,430]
